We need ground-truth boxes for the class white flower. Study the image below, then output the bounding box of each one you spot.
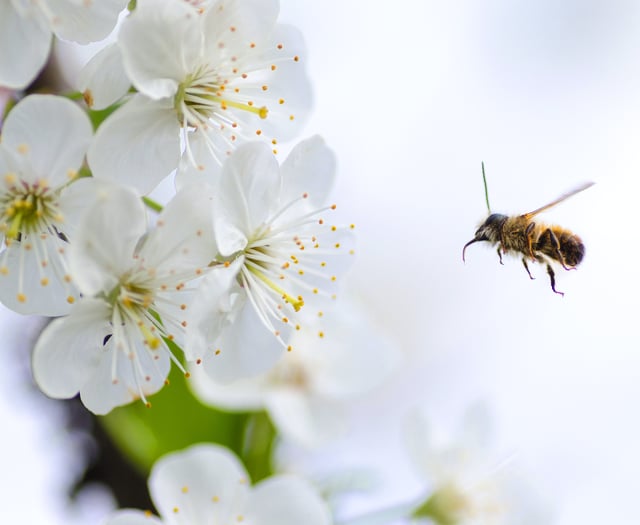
[407,406,550,525]
[102,443,332,525]
[185,137,355,383]
[190,298,399,447]
[87,0,311,195]
[0,94,101,316]
[32,182,214,414]
[0,0,127,89]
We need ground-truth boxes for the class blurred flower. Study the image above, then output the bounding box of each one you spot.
[102,443,332,525]
[0,0,127,89]
[0,94,98,315]
[407,406,550,525]
[32,182,214,414]
[190,297,399,447]
[86,0,311,194]
[185,137,355,383]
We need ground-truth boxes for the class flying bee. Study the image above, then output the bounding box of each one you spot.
[462,163,594,295]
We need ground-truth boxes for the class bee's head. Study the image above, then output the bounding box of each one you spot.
[462,213,507,262]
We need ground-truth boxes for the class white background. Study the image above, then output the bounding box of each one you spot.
[2,1,640,523]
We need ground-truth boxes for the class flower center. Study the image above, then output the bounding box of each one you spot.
[175,66,268,130]
[108,280,162,350]
[0,175,61,244]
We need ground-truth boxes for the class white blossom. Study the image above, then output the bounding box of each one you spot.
[0,94,101,315]
[102,444,332,525]
[407,406,550,525]
[0,0,127,89]
[32,182,214,414]
[86,0,311,195]
[185,137,355,383]
[190,298,399,447]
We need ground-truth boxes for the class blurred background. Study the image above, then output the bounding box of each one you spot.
[3,0,640,523]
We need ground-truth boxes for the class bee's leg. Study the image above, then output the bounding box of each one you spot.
[496,245,504,265]
[544,228,573,271]
[546,262,564,296]
[522,257,535,280]
[525,222,536,259]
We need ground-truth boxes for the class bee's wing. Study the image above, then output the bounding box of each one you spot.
[521,181,595,219]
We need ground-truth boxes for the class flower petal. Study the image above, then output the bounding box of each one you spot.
[189,364,268,411]
[265,389,345,448]
[118,0,202,99]
[32,298,111,399]
[1,95,92,186]
[247,475,331,525]
[46,0,127,44]
[201,0,279,57]
[68,183,146,296]
[280,135,336,207]
[79,331,171,415]
[0,235,77,316]
[102,510,164,525]
[0,2,50,89]
[139,182,216,274]
[213,142,280,256]
[187,260,285,381]
[88,95,180,195]
[77,43,131,110]
[149,444,250,523]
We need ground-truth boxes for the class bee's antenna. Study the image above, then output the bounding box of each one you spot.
[482,161,491,213]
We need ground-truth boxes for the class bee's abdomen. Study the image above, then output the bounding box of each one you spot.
[536,227,585,267]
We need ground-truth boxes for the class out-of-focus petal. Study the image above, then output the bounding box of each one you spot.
[1,95,92,186]
[102,510,164,525]
[45,0,128,44]
[0,2,50,89]
[149,444,249,524]
[247,475,332,525]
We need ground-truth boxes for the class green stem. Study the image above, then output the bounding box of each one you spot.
[241,412,276,483]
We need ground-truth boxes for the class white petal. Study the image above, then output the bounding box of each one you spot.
[69,183,146,295]
[189,364,268,411]
[201,0,279,57]
[280,136,336,207]
[2,95,92,186]
[46,0,127,44]
[265,389,345,448]
[0,2,50,89]
[102,510,164,525]
[32,298,111,399]
[118,0,202,99]
[88,95,180,195]
[77,43,131,110]
[214,142,280,256]
[79,331,171,415]
[247,475,331,525]
[0,235,77,316]
[305,304,400,399]
[238,24,312,141]
[187,261,285,381]
[138,182,216,274]
[149,444,250,523]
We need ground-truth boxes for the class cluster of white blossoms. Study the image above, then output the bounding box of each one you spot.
[0,0,358,418]
[0,1,548,524]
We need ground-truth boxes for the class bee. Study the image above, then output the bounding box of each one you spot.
[462,163,594,295]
